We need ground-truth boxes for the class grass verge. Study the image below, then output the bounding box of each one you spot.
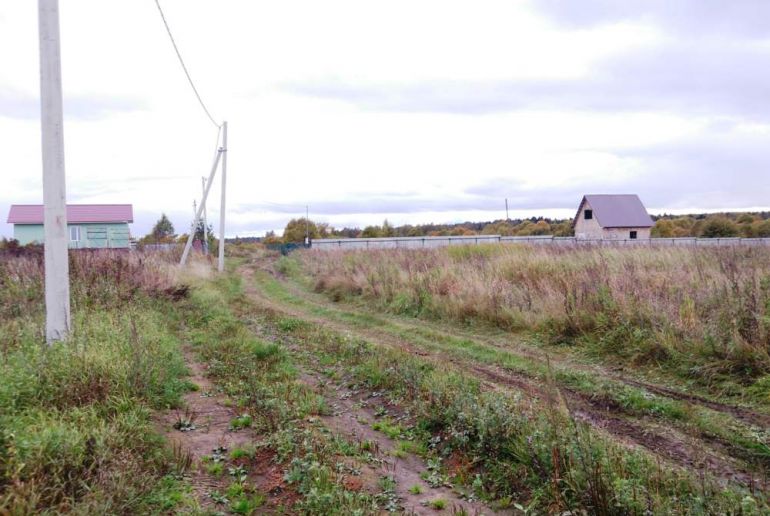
[0,251,194,513]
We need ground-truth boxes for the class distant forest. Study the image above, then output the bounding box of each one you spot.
[228,211,770,244]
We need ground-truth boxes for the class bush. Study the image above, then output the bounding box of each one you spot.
[700,216,739,238]
[283,218,318,243]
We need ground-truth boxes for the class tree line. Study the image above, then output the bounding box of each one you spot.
[269,212,770,243]
[650,213,770,238]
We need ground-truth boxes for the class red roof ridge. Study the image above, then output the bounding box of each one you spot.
[7,204,134,224]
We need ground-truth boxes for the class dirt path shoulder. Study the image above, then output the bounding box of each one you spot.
[300,369,497,515]
[156,348,286,513]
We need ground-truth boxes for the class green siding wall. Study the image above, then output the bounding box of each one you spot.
[13,223,131,249]
[13,225,44,245]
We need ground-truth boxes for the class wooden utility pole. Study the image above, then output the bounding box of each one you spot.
[218,121,227,272]
[38,0,70,343]
[201,176,208,254]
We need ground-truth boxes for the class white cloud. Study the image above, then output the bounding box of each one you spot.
[0,0,767,239]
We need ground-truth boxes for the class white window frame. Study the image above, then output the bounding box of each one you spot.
[69,226,81,242]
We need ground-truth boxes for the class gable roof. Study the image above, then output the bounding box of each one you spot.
[572,195,653,228]
[7,204,134,224]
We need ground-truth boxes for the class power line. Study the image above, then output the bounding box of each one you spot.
[153,0,220,128]
[211,124,222,158]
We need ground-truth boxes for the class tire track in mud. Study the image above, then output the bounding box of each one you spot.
[616,377,770,428]
[238,264,767,489]
[299,371,497,515]
[467,364,759,488]
[239,266,498,514]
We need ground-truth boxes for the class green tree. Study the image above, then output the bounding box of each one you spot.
[754,219,770,237]
[700,216,739,238]
[690,219,705,237]
[671,216,696,236]
[381,219,395,237]
[283,218,318,243]
[193,220,215,250]
[361,225,381,238]
[651,219,674,237]
[482,221,515,236]
[528,220,551,236]
[317,222,331,238]
[450,226,475,236]
[551,221,573,237]
[263,230,281,245]
[150,213,175,242]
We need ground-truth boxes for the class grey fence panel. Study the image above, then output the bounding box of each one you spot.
[311,236,770,250]
[425,238,448,248]
[399,238,423,249]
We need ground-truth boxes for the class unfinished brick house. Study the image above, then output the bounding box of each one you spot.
[573,194,653,240]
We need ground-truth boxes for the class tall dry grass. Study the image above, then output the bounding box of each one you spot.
[304,245,770,384]
[0,249,185,322]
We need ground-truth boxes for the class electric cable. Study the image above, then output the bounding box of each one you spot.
[153,0,221,128]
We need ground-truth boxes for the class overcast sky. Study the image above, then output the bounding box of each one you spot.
[2,1,769,238]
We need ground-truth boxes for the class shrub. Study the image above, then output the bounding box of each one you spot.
[700,216,739,238]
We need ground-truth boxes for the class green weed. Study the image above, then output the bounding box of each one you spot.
[429,498,447,510]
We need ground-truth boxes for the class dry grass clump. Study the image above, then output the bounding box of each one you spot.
[0,250,184,321]
[303,245,770,384]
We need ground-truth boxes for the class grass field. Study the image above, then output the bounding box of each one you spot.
[265,244,770,512]
[2,244,769,514]
[304,245,770,403]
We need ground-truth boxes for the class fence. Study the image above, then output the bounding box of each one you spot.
[266,242,311,255]
[311,235,770,250]
[140,243,178,251]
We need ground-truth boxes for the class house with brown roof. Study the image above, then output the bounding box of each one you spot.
[572,195,653,240]
[7,204,133,248]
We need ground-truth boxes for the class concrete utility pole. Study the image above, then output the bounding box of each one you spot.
[201,176,208,254]
[305,205,309,245]
[180,148,222,266]
[192,199,197,246]
[505,198,509,221]
[218,121,227,272]
[39,0,70,344]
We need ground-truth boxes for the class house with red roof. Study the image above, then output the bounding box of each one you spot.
[7,204,133,248]
[572,195,653,240]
